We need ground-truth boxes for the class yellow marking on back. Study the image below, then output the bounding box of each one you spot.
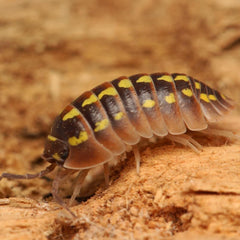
[157,75,173,82]
[48,135,57,141]
[200,93,210,103]
[118,79,132,88]
[114,112,123,121]
[165,93,176,104]
[68,131,88,146]
[136,75,152,83]
[182,88,193,97]
[94,119,109,132]
[195,82,201,90]
[142,99,156,108]
[82,94,98,107]
[52,153,61,161]
[208,94,217,101]
[221,93,226,100]
[174,75,189,82]
[98,87,118,100]
[63,108,80,121]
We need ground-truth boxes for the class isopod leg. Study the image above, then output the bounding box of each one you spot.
[133,145,141,174]
[68,169,89,207]
[52,168,77,217]
[166,134,202,153]
[103,162,110,186]
[200,128,240,141]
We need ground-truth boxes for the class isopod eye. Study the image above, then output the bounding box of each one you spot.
[42,135,69,165]
[59,149,69,160]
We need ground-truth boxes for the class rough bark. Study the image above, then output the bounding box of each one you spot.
[0,0,240,239]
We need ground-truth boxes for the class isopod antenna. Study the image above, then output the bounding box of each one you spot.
[0,163,56,180]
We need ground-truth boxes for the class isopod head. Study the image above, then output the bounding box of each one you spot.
[42,105,114,170]
[42,135,69,165]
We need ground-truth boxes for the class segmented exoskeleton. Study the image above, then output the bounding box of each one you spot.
[0,72,236,216]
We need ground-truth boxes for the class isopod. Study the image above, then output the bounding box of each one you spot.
[0,72,237,216]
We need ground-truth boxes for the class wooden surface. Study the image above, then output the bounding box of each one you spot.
[0,0,240,239]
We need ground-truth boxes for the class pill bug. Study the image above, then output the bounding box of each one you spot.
[0,72,236,216]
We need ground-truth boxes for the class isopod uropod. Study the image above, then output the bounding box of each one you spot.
[0,72,236,215]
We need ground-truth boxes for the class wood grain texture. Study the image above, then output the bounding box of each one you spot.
[0,0,240,239]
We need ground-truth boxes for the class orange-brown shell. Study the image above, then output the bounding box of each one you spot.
[47,73,233,169]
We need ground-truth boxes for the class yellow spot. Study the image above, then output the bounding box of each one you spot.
[157,75,173,82]
[195,82,201,90]
[63,108,80,121]
[82,94,98,107]
[48,135,57,141]
[114,112,123,121]
[174,75,189,82]
[208,94,217,101]
[142,99,156,108]
[181,88,193,97]
[52,153,61,161]
[200,93,210,102]
[68,131,88,146]
[136,75,152,83]
[118,79,132,88]
[165,93,176,104]
[221,93,226,100]
[94,119,109,132]
[98,87,117,100]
